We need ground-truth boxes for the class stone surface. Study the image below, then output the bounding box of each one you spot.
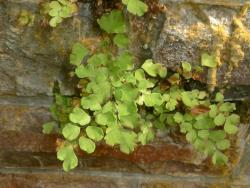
[0,104,50,132]
[0,172,133,188]
[149,2,250,86]
[128,1,250,87]
[0,170,249,188]
[1,0,250,96]
[0,1,96,96]
[0,127,248,175]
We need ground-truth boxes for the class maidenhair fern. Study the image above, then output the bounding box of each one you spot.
[43,10,240,171]
[41,0,78,27]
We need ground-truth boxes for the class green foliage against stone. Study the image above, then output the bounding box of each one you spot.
[42,0,78,27]
[70,43,89,66]
[86,126,104,141]
[113,34,129,48]
[62,123,80,141]
[105,125,137,154]
[43,10,240,171]
[182,61,192,72]
[201,53,216,68]
[79,136,96,154]
[122,0,148,16]
[42,121,57,134]
[69,107,91,126]
[57,145,78,171]
[142,59,167,78]
[97,10,126,34]
[175,90,240,165]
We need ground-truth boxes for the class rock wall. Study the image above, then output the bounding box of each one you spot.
[1,0,250,187]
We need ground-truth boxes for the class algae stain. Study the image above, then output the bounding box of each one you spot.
[209,25,229,92]
[188,3,250,93]
[223,3,250,87]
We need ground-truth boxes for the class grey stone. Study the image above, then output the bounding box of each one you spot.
[0,1,96,96]
[150,2,250,86]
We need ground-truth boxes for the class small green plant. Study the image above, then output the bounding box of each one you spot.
[43,10,240,171]
[41,0,78,27]
[41,0,148,28]
[17,10,35,27]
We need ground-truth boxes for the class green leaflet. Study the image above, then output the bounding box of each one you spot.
[57,145,78,172]
[45,0,78,27]
[114,52,134,71]
[201,53,216,68]
[173,112,184,124]
[182,61,192,72]
[209,105,218,118]
[214,113,226,126]
[113,34,129,48]
[81,95,102,111]
[79,136,96,154]
[165,98,178,111]
[142,59,167,78]
[69,107,91,126]
[122,0,148,16]
[95,111,117,126]
[180,122,192,133]
[219,102,236,112]
[105,125,137,154]
[224,119,238,134]
[215,92,224,102]
[212,151,228,165]
[86,126,104,141]
[70,43,89,66]
[143,93,163,107]
[138,123,154,145]
[97,10,126,33]
[209,130,226,141]
[216,139,230,150]
[114,84,138,103]
[88,53,110,67]
[62,123,80,141]
[194,115,216,129]
[42,121,57,134]
[181,90,199,108]
[95,102,117,126]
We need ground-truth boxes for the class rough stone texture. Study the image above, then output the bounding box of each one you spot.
[0,170,250,188]
[0,172,135,188]
[0,105,50,132]
[147,1,250,86]
[1,0,250,96]
[0,1,96,96]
